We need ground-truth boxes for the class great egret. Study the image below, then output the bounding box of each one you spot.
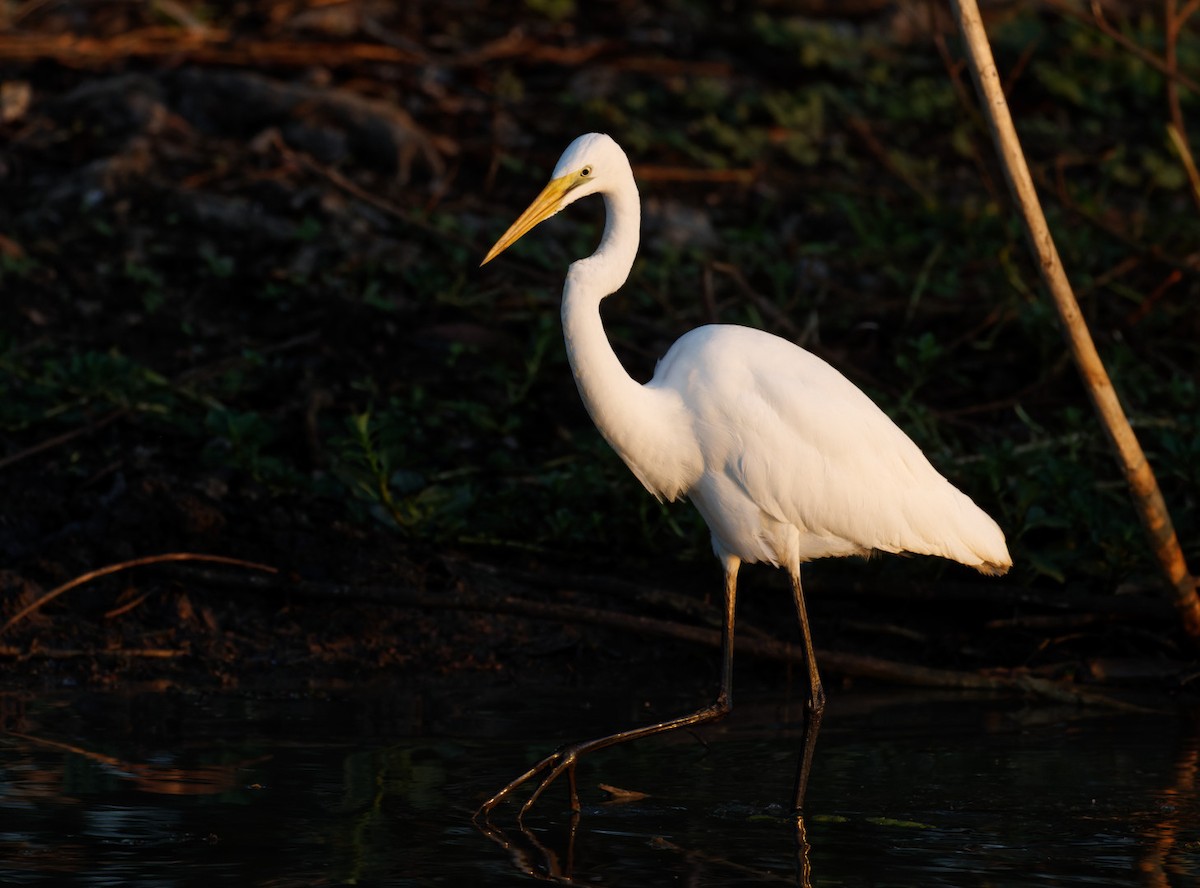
[477,132,1010,819]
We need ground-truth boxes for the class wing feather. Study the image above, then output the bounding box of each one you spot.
[652,325,1010,572]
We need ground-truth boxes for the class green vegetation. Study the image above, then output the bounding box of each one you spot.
[3,3,1197,597]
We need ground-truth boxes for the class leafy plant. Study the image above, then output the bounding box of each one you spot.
[203,407,297,486]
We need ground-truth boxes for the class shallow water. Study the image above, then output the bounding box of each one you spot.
[0,682,1196,886]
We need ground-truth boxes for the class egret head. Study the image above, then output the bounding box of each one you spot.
[481,133,626,266]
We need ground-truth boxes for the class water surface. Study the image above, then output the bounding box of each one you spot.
[1,682,1195,886]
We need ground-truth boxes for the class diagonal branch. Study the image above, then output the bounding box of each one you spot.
[948,0,1200,641]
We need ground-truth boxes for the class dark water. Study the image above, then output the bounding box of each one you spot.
[0,681,1196,886]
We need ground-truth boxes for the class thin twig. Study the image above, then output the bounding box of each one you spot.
[1164,0,1200,211]
[709,262,800,338]
[0,408,127,472]
[928,13,1006,210]
[103,591,154,620]
[1031,166,1200,275]
[1167,124,1200,209]
[1041,0,1200,94]
[0,553,278,635]
[0,646,185,660]
[7,730,264,796]
[844,115,936,207]
[271,132,479,250]
[1126,268,1183,327]
[0,29,425,67]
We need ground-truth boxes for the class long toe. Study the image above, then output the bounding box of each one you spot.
[519,750,578,818]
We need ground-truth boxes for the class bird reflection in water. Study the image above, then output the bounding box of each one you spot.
[477,805,815,887]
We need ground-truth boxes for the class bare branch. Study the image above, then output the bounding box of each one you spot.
[948,0,1200,640]
[0,553,278,635]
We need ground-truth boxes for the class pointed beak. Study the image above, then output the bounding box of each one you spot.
[481,174,576,266]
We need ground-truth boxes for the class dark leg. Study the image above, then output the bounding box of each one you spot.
[790,568,825,814]
[475,557,741,821]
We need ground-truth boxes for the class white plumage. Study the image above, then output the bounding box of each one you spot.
[477,132,1010,820]
[642,323,1009,574]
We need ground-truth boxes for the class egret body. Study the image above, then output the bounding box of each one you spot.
[478,133,1010,819]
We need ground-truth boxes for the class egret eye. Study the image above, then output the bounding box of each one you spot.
[580,166,592,177]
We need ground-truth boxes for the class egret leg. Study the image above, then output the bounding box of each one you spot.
[475,558,741,821]
[790,569,825,813]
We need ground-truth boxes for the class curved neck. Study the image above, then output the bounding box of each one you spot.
[561,280,639,424]
[560,170,642,400]
[557,166,700,501]
[573,178,640,298]
[559,177,671,491]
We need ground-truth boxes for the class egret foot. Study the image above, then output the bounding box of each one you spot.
[474,699,732,822]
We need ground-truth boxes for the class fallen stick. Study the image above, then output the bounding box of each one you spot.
[0,646,184,660]
[0,408,127,472]
[0,553,278,635]
[0,28,603,70]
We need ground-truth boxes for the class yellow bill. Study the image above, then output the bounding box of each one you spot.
[481,174,577,266]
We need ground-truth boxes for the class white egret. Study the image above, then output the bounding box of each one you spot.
[477,133,1010,819]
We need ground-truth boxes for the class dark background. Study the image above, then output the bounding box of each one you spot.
[1,0,1197,697]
